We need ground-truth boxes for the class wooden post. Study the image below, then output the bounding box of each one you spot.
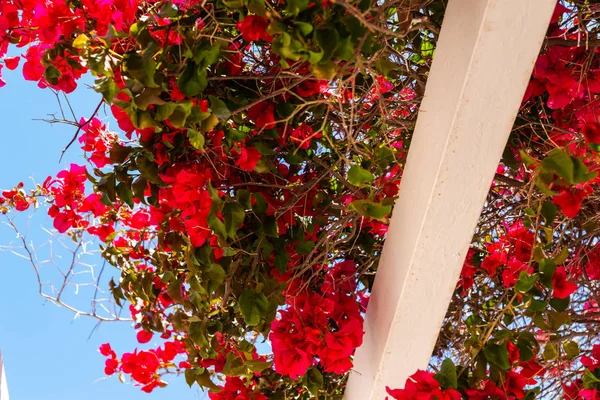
[343,1,556,399]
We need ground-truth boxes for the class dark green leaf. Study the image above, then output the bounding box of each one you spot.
[189,321,209,348]
[239,289,270,326]
[295,240,315,255]
[484,343,510,370]
[305,367,324,396]
[434,358,457,389]
[177,62,207,97]
[583,370,600,389]
[110,143,133,164]
[208,95,231,120]
[206,264,225,295]
[116,182,134,208]
[208,212,227,239]
[541,201,556,226]
[542,149,574,184]
[223,202,245,238]
[515,272,538,293]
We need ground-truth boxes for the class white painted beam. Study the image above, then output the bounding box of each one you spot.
[0,351,8,400]
[344,1,556,399]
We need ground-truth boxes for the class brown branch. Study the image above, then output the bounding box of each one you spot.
[59,99,103,162]
[545,38,600,48]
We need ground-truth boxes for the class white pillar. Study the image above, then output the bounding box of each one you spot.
[0,351,8,400]
[344,1,556,399]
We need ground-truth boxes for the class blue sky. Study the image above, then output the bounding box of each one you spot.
[0,66,208,399]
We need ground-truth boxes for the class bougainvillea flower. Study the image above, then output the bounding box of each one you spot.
[553,185,592,218]
[552,266,577,299]
[236,15,273,42]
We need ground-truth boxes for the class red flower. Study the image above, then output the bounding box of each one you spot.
[581,344,600,372]
[553,185,592,218]
[4,56,19,70]
[248,101,276,129]
[552,266,577,299]
[386,370,462,400]
[136,330,154,344]
[481,251,508,277]
[104,358,119,375]
[583,122,600,145]
[236,15,273,42]
[99,343,116,358]
[235,147,262,171]
[289,124,321,149]
[501,258,532,288]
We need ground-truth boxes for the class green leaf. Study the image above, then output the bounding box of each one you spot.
[136,156,164,185]
[275,251,290,273]
[375,58,397,78]
[200,113,219,133]
[542,149,574,184]
[549,296,570,312]
[72,34,90,49]
[252,193,268,214]
[573,157,598,183]
[527,298,547,312]
[305,367,324,396]
[434,358,457,389]
[156,102,178,121]
[421,40,434,57]
[169,102,194,128]
[348,199,392,221]
[563,341,580,358]
[239,289,270,326]
[223,202,245,238]
[123,51,158,88]
[184,369,197,387]
[286,0,309,15]
[133,87,166,110]
[188,321,209,348]
[314,28,339,64]
[484,343,510,370]
[177,62,207,97]
[294,21,314,36]
[553,246,570,265]
[295,240,315,255]
[519,150,537,167]
[206,264,225,295]
[515,272,538,293]
[208,95,231,120]
[516,338,535,362]
[94,77,119,103]
[246,360,273,373]
[543,343,558,360]
[110,143,133,163]
[539,258,557,288]
[194,370,222,391]
[208,212,227,240]
[116,182,134,208]
[347,165,375,187]
[188,129,205,150]
[541,200,556,226]
[583,370,600,389]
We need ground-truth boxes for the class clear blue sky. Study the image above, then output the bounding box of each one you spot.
[0,65,208,399]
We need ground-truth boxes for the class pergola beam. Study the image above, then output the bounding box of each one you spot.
[344,1,556,399]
